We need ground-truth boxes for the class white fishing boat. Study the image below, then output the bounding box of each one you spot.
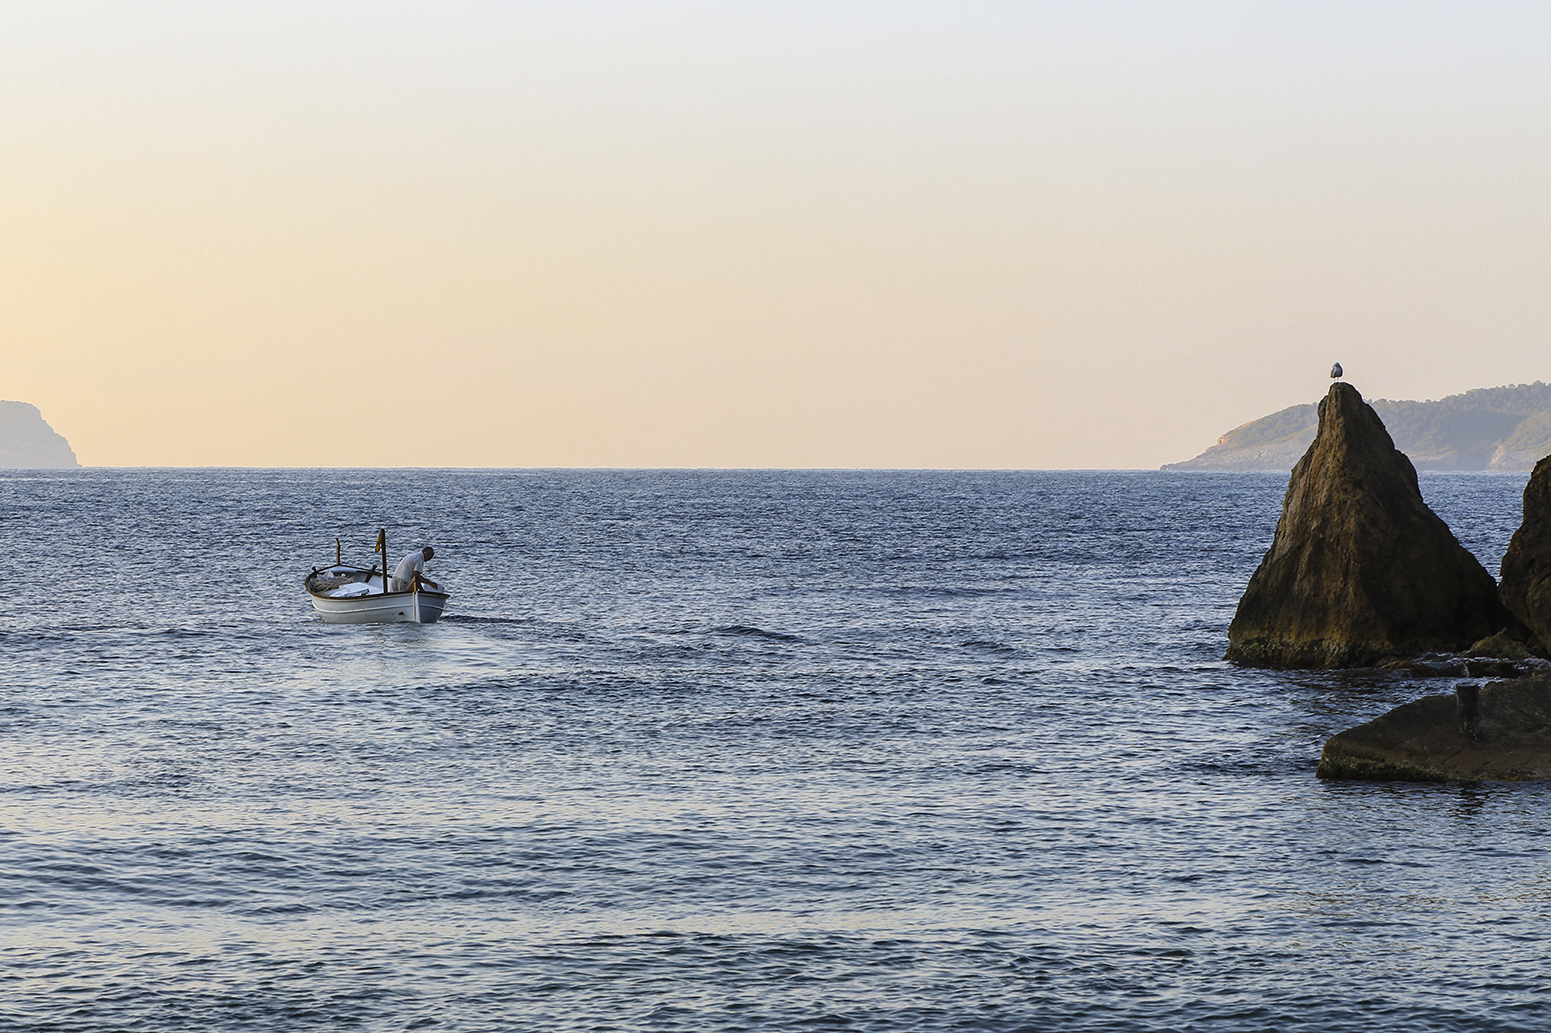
[304,531,450,625]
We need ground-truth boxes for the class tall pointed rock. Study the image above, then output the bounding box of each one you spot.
[1499,456,1551,649]
[1226,382,1507,668]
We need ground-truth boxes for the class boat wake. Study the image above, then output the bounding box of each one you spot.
[441,614,535,626]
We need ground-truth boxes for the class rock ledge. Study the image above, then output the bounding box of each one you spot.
[1317,673,1551,781]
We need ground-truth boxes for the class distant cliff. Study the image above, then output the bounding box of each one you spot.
[0,401,80,468]
[1166,382,1551,472]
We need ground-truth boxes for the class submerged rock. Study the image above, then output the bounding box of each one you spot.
[1317,673,1551,781]
[1466,629,1543,663]
[1226,382,1507,668]
[1498,456,1551,650]
[1381,652,1546,680]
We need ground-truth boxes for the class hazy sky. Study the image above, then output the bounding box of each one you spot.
[4,1,1548,467]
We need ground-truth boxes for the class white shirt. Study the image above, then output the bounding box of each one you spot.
[393,550,426,590]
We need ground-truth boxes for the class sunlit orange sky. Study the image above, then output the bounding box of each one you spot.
[4,1,1548,468]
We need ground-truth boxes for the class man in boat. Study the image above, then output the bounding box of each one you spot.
[392,546,439,592]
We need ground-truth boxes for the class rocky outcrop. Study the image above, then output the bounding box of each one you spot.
[1317,673,1551,780]
[1226,382,1509,668]
[0,401,78,468]
[1499,456,1551,649]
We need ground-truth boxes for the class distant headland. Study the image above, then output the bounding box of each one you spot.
[1166,382,1551,471]
[0,401,80,468]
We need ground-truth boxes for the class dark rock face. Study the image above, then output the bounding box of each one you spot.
[1317,673,1551,781]
[1226,382,1508,668]
[1499,456,1551,649]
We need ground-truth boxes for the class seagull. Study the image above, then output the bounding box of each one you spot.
[1330,362,1343,380]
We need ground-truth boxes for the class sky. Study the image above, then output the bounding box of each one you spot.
[3,1,1548,468]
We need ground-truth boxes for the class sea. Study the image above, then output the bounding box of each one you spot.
[2,468,1547,1033]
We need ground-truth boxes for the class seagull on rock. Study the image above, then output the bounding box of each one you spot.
[1330,362,1343,380]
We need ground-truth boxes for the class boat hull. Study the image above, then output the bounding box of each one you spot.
[309,589,449,624]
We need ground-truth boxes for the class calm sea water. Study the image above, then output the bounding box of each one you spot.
[2,469,1547,1033]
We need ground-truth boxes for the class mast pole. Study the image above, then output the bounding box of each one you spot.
[375,527,387,593]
